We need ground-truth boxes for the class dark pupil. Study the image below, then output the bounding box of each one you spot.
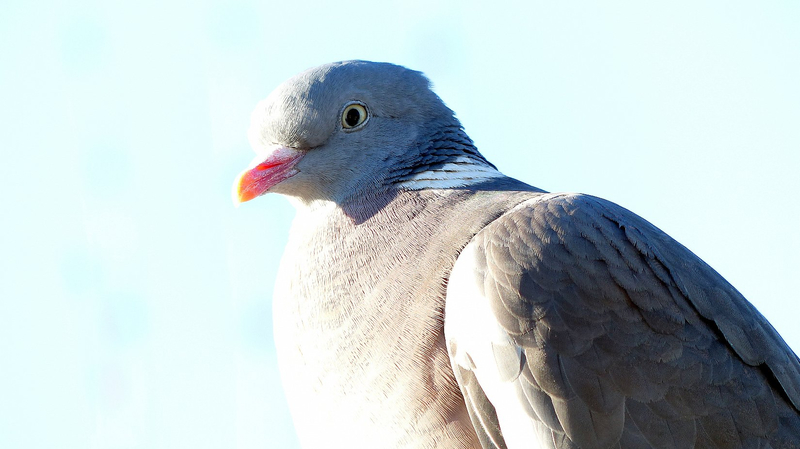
[345,108,361,127]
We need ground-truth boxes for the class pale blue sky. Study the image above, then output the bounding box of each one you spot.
[1,1,798,448]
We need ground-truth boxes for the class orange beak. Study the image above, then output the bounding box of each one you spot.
[232,146,305,205]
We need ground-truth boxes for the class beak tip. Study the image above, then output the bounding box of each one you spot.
[231,172,246,207]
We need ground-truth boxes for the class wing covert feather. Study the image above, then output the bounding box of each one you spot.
[446,193,800,448]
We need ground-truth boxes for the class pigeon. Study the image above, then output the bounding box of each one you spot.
[233,60,800,448]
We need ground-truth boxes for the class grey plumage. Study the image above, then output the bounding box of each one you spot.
[234,60,800,448]
[447,193,800,448]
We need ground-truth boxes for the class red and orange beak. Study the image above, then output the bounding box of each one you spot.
[232,146,305,205]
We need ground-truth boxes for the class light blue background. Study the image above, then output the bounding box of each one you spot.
[1,1,798,448]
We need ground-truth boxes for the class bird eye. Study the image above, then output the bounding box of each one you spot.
[341,102,369,130]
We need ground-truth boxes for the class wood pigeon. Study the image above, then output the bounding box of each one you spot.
[233,60,800,448]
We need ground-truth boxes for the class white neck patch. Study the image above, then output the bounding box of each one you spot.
[395,157,505,190]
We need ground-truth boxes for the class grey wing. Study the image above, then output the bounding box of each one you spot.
[444,193,800,449]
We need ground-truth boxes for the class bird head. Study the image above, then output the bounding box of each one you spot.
[233,60,466,206]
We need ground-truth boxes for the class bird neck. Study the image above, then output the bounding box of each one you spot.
[387,125,505,190]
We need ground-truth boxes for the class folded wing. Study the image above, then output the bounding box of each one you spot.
[445,193,800,448]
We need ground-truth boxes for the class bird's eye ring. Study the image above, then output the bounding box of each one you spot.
[341,101,369,130]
